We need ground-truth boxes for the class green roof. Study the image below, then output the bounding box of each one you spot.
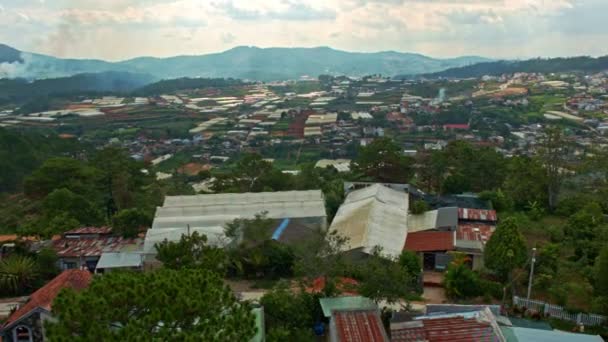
[319,296,377,318]
[502,326,604,342]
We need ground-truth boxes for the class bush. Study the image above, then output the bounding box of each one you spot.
[410,200,430,215]
[444,254,482,299]
[480,279,503,300]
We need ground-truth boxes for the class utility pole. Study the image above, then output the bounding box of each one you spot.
[527,247,537,300]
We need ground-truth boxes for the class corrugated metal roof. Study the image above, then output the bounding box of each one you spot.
[320,296,377,318]
[95,252,142,269]
[64,226,112,235]
[53,237,142,258]
[330,184,409,258]
[331,310,389,342]
[404,231,455,252]
[391,309,504,342]
[458,208,498,222]
[504,327,604,342]
[457,224,495,242]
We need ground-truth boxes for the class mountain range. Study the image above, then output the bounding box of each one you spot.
[0,44,490,81]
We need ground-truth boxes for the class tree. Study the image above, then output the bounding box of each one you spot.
[45,269,256,341]
[503,156,548,209]
[351,138,413,183]
[155,231,227,274]
[484,217,528,281]
[42,188,103,226]
[36,247,60,281]
[24,157,100,199]
[398,250,422,288]
[0,255,38,295]
[260,284,319,341]
[537,127,571,210]
[213,154,276,193]
[112,208,152,238]
[358,250,413,304]
[293,230,350,294]
[409,200,430,215]
[596,246,608,297]
[224,212,274,248]
[444,253,481,299]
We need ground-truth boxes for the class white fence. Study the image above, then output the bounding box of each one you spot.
[513,296,607,326]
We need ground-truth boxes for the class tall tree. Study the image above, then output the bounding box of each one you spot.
[357,250,413,304]
[155,231,227,274]
[112,208,152,238]
[351,138,413,183]
[45,269,256,341]
[537,127,570,210]
[484,217,528,281]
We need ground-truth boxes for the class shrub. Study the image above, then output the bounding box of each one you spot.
[410,200,430,215]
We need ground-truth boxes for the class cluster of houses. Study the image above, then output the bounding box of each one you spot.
[2,181,608,341]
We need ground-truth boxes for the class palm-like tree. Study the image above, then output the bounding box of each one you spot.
[0,256,38,295]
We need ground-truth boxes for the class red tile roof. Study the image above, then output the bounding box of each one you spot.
[404,231,454,252]
[2,270,92,328]
[458,208,497,222]
[391,316,499,342]
[333,310,388,342]
[63,226,112,235]
[443,124,470,130]
[52,236,142,258]
[457,224,496,242]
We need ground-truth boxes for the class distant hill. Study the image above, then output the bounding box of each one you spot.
[0,44,491,81]
[414,56,608,79]
[0,44,22,63]
[0,71,156,103]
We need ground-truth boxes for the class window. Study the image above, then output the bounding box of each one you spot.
[13,325,32,342]
[63,262,76,269]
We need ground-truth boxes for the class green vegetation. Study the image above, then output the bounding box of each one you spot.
[45,269,256,341]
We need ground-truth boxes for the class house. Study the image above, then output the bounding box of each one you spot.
[329,184,409,258]
[318,296,388,342]
[390,307,506,342]
[0,270,92,342]
[52,227,143,272]
[404,231,455,271]
[455,208,498,269]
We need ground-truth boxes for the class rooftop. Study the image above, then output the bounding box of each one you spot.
[53,236,142,258]
[404,231,455,252]
[331,310,388,342]
[458,208,497,222]
[2,270,92,329]
[391,309,504,342]
[64,226,113,236]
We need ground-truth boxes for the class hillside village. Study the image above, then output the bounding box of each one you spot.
[0,71,608,341]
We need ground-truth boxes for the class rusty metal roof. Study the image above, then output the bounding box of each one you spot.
[63,226,113,235]
[458,208,497,222]
[456,224,496,242]
[52,236,142,258]
[391,315,501,342]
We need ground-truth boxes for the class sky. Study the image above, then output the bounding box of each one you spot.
[0,0,606,61]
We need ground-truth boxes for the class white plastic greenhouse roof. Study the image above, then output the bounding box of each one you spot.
[163,190,324,208]
[158,190,326,220]
[330,184,409,258]
[143,226,227,254]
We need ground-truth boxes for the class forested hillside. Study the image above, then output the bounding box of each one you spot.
[406,56,608,79]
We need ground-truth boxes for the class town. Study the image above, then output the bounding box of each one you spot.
[0,67,607,341]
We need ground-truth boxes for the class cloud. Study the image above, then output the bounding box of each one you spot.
[221,32,236,44]
[0,0,605,61]
[216,0,336,21]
